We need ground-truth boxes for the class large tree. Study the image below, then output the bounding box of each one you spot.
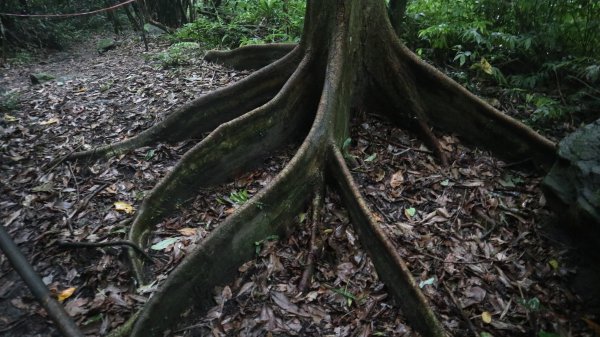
[64,0,556,336]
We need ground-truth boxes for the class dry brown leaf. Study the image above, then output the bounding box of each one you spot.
[390,171,404,188]
[177,227,197,236]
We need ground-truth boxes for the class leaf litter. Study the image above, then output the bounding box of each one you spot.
[1,32,598,337]
[346,113,596,336]
[0,33,255,336]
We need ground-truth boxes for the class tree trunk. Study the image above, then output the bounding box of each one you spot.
[61,0,557,336]
[388,0,408,35]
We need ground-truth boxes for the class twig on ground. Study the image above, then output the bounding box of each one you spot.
[443,283,479,337]
[419,251,512,265]
[57,239,153,263]
[474,208,498,239]
[64,183,109,234]
[43,144,83,172]
[0,226,84,337]
[67,162,80,203]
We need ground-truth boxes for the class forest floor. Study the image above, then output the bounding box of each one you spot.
[1,33,599,337]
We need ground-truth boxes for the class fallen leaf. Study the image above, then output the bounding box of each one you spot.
[271,291,306,316]
[114,201,134,214]
[463,286,487,308]
[32,182,54,192]
[481,311,492,324]
[150,237,178,250]
[39,117,60,125]
[390,171,404,188]
[178,227,197,236]
[58,287,76,303]
[548,259,559,270]
[480,58,493,75]
[364,153,377,162]
[418,277,435,288]
[3,113,18,122]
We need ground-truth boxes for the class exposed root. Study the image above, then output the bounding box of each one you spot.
[127,54,322,283]
[204,43,298,70]
[91,1,557,336]
[298,187,324,292]
[57,239,153,263]
[62,47,302,163]
[388,37,556,167]
[415,118,449,166]
[129,114,325,336]
[327,145,447,337]
[105,310,140,337]
[364,27,555,168]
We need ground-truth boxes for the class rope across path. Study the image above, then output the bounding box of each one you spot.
[0,0,137,18]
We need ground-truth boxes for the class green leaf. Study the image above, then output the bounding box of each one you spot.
[480,58,493,75]
[83,313,103,325]
[405,207,416,217]
[342,137,352,150]
[145,149,155,161]
[150,237,179,250]
[418,277,435,288]
[538,331,561,337]
[364,153,377,162]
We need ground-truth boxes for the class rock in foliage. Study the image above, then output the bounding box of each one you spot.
[543,119,600,256]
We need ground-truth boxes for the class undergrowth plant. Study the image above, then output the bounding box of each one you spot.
[402,0,600,125]
[174,0,305,49]
[152,42,202,68]
[0,90,20,112]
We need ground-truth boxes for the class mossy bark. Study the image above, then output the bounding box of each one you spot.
[62,0,557,336]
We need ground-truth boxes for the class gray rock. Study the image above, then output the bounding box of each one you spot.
[144,23,167,37]
[543,119,600,254]
[97,38,118,53]
[30,72,55,85]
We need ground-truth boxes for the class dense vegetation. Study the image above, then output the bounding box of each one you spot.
[174,0,305,47]
[1,0,599,127]
[402,0,600,126]
[0,0,110,53]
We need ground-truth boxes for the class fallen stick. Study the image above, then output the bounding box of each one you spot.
[0,225,83,337]
[57,239,153,263]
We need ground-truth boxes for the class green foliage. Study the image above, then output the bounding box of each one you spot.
[405,0,599,63]
[174,0,305,49]
[216,189,251,206]
[153,42,202,68]
[517,296,541,312]
[229,189,250,204]
[402,0,600,124]
[0,90,20,112]
[1,0,122,54]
